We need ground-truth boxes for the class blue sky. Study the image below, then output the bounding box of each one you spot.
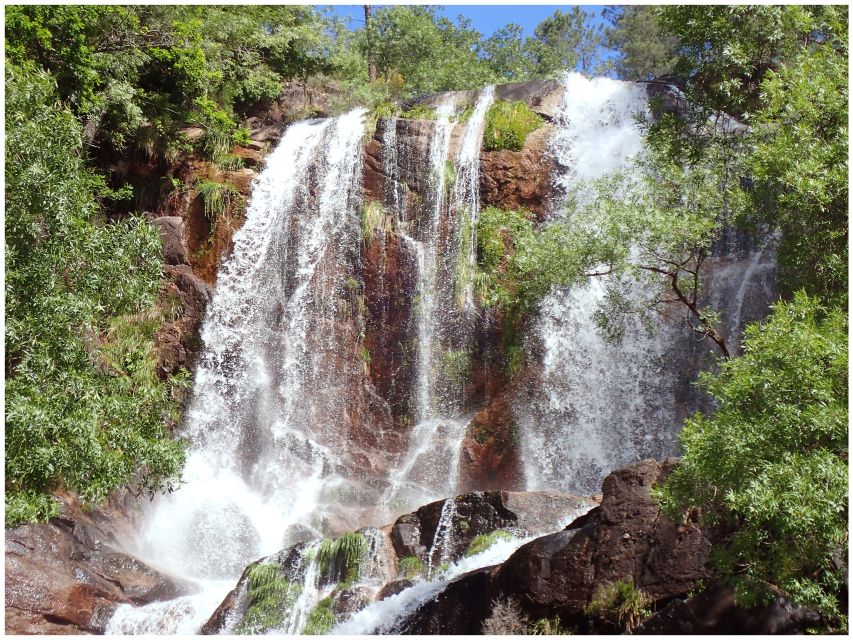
[323,5,608,39]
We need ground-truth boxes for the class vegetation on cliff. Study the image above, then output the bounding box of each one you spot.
[5,65,185,526]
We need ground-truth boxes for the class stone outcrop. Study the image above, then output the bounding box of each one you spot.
[634,585,824,635]
[400,459,712,633]
[5,493,194,634]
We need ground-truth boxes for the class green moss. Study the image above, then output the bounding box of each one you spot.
[483,100,544,152]
[465,530,514,556]
[584,577,651,632]
[316,532,368,584]
[235,563,302,635]
[195,179,240,222]
[302,597,335,635]
[398,555,425,579]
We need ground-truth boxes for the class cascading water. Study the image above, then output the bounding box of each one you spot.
[515,74,688,494]
[380,87,495,515]
[108,109,372,633]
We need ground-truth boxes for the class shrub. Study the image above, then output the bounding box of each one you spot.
[481,597,528,635]
[658,293,848,623]
[235,562,301,634]
[483,100,544,151]
[465,530,514,556]
[360,200,388,246]
[5,65,186,526]
[215,154,245,171]
[585,577,651,632]
[195,180,240,222]
[528,616,572,635]
[400,104,439,120]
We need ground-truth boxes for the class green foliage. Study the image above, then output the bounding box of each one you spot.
[316,532,368,585]
[658,293,848,621]
[5,65,185,526]
[302,597,335,635]
[235,562,302,635]
[398,555,425,579]
[530,7,605,76]
[215,154,245,172]
[585,577,652,632]
[195,180,240,222]
[400,104,439,121]
[527,615,573,635]
[602,6,678,80]
[465,530,514,556]
[743,43,848,303]
[360,200,389,246]
[483,100,544,152]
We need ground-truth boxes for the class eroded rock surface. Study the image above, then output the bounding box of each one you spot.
[5,493,195,634]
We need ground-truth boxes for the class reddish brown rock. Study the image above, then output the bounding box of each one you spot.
[5,493,195,635]
[493,458,711,621]
[458,391,523,492]
[480,125,556,219]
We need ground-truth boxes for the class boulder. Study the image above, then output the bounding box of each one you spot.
[634,585,824,635]
[493,459,711,622]
[390,490,593,564]
[152,216,188,265]
[5,493,195,635]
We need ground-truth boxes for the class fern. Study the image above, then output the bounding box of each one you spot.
[195,180,239,222]
[316,532,368,584]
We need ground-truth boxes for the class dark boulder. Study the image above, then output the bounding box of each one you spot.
[634,585,824,635]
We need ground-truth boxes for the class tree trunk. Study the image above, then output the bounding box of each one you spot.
[364,5,377,82]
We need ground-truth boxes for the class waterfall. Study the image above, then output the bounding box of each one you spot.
[515,74,687,494]
[108,110,370,632]
[380,86,495,515]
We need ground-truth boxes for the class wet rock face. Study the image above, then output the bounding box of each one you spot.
[494,458,711,621]
[5,494,195,635]
[480,125,556,219]
[390,490,593,564]
[362,231,418,428]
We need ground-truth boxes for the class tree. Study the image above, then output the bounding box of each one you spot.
[658,293,848,624]
[5,64,186,526]
[480,23,537,83]
[602,5,678,80]
[530,8,604,76]
[364,5,376,82]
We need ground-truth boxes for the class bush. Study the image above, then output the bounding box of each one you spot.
[482,597,528,635]
[215,154,245,171]
[360,200,389,246]
[316,532,368,584]
[5,65,186,527]
[235,562,301,634]
[303,597,336,635]
[465,530,514,556]
[400,104,439,120]
[658,293,848,623]
[483,100,544,151]
[585,577,651,632]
